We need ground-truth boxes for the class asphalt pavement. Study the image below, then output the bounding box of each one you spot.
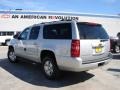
[0,46,120,90]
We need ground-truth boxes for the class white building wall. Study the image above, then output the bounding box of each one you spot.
[0,11,120,37]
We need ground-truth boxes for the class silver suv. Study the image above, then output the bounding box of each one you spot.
[8,20,112,79]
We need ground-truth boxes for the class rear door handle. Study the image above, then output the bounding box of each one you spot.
[24,48,26,51]
[100,40,108,42]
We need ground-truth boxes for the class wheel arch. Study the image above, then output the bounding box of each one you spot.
[8,45,14,51]
[40,50,56,62]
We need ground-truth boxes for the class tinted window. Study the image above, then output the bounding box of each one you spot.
[0,32,5,36]
[1,32,6,36]
[7,32,14,36]
[0,32,1,36]
[0,32,14,36]
[77,23,109,39]
[29,26,40,40]
[19,28,30,40]
[43,23,72,39]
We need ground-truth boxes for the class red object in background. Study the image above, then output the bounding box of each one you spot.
[1,14,10,18]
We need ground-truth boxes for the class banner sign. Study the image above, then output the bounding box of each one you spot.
[1,14,79,20]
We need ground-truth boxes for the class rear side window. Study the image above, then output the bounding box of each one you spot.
[29,26,40,40]
[77,23,109,39]
[43,23,72,39]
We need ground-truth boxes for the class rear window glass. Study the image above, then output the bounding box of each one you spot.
[77,22,109,39]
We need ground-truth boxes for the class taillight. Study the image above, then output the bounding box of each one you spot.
[71,40,80,57]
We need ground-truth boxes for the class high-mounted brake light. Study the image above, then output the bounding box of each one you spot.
[71,40,80,57]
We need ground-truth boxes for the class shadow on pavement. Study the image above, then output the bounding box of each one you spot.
[0,58,94,88]
[108,68,120,72]
[112,54,120,60]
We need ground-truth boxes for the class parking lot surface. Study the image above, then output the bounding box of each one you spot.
[0,46,120,90]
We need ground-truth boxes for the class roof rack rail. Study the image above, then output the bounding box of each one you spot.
[33,19,76,26]
[60,19,77,21]
[60,19,71,21]
[40,20,59,24]
[41,22,49,24]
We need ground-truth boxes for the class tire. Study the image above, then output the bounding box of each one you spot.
[42,56,60,80]
[8,48,18,63]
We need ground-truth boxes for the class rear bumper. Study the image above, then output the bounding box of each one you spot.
[56,53,112,72]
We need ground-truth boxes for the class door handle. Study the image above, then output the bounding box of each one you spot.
[24,48,26,51]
